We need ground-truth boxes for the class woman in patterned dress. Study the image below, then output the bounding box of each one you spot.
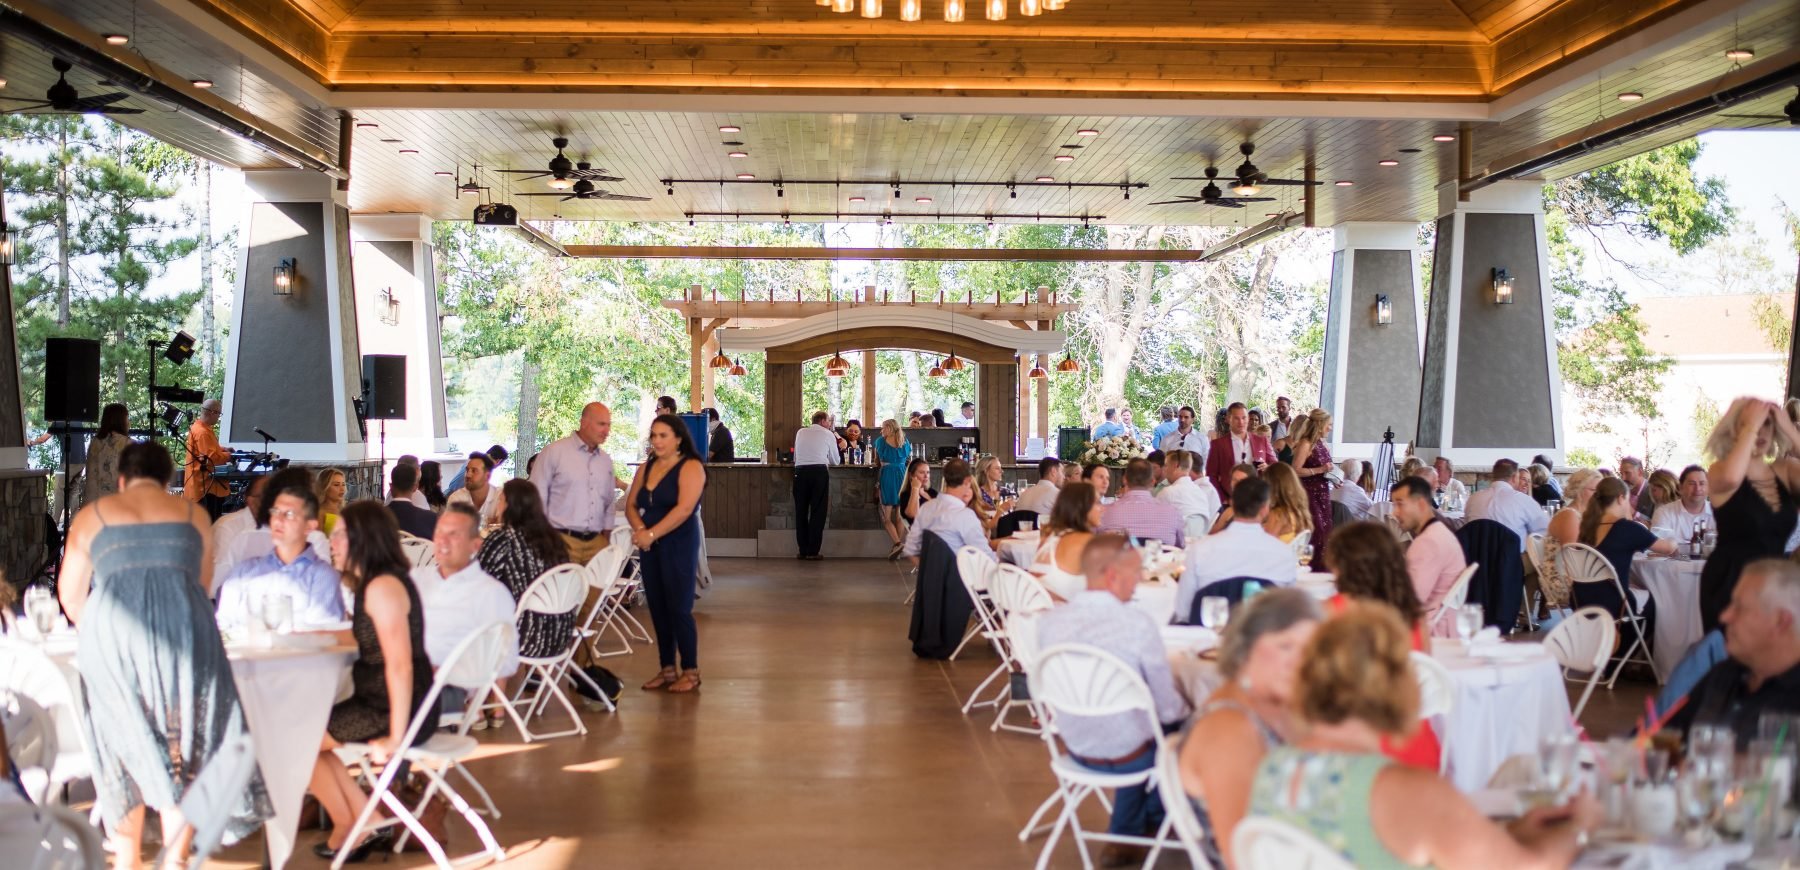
[81,402,132,507]
[1288,408,1336,566]
[475,479,574,725]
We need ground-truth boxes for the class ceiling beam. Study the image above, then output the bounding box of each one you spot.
[562,245,1217,263]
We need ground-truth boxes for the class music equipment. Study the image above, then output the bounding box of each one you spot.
[44,338,100,422]
[360,354,407,419]
[471,202,518,226]
[151,385,204,404]
[254,427,279,443]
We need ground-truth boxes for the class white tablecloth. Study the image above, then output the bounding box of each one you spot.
[46,638,353,869]
[1630,555,1706,683]
[1429,638,1574,792]
[997,536,1038,568]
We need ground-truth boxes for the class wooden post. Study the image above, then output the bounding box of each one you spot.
[862,350,878,425]
[688,317,703,412]
[701,331,719,412]
[1017,355,1031,451]
[1036,287,1053,445]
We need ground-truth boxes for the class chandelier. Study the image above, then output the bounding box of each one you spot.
[821,0,1068,22]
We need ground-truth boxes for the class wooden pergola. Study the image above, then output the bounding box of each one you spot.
[664,285,1077,464]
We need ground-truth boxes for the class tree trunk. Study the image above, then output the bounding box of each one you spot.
[200,162,216,377]
[516,355,540,465]
[113,126,128,400]
[54,118,71,328]
[901,350,922,419]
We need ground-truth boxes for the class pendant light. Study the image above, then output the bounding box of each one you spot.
[940,300,966,371]
[709,348,733,369]
[1026,357,1049,380]
[825,289,851,377]
[728,359,748,377]
[927,360,949,378]
[1055,352,1081,373]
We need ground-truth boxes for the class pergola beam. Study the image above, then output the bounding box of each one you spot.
[565,245,1215,262]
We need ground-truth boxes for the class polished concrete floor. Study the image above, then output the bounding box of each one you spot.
[205,557,1658,868]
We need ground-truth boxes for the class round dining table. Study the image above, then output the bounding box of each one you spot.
[1630,554,1707,682]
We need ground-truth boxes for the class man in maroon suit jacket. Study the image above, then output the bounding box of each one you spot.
[1207,402,1276,504]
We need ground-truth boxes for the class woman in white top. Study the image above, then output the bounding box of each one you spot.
[1032,481,1102,601]
[82,403,133,506]
[445,451,503,527]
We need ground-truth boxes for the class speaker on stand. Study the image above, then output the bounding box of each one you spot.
[360,354,407,499]
[44,337,101,540]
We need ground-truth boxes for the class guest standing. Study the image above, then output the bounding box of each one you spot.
[876,419,912,560]
[1268,396,1293,442]
[791,410,839,561]
[183,398,233,520]
[1159,405,1209,462]
[533,401,626,566]
[477,479,574,725]
[1287,408,1334,562]
[81,402,132,507]
[315,467,347,535]
[1702,398,1800,632]
[58,441,271,866]
[1206,402,1276,502]
[312,501,433,861]
[704,407,736,463]
[1092,407,1125,440]
[447,451,503,528]
[628,414,708,692]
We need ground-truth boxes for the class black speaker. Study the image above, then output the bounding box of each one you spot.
[44,338,100,423]
[361,354,407,419]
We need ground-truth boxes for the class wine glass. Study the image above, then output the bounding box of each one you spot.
[1455,604,1484,647]
[1540,734,1581,798]
[1297,545,1314,568]
[1200,596,1230,631]
[24,586,56,638]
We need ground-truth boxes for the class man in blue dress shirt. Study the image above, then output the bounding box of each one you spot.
[215,483,345,629]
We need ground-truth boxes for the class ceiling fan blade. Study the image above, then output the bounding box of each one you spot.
[1220,196,1277,203]
[1254,178,1321,187]
[515,192,574,197]
[96,107,144,115]
[0,101,54,112]
[1719,113,1787,120]
[584,192,651,202]
[570,169,624,181]
[1168,176,1220,181]
[1204,200,1247,208]
[493,170,552,178]
[1149,197,1204,205]
[71,93,128,109]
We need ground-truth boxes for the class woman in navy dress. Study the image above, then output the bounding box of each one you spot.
[1579,477,1676,653]
[627,413,709,693]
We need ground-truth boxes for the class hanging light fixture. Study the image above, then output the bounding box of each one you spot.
[899,0,922,19]
[928,360,949,378]
[943,0,965,21]
[709,348,733,369]
[1055,352,1081,373]
[825,288,851,377]
[984,0,1006,19]
[940,298,966,371]
[0,222,17,265]
[1027,358,1049,380]
[728,358,748,377]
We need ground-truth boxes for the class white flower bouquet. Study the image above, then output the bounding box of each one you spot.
[1078,435,1147,467]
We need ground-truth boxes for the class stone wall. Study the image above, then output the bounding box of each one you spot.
[0,470,51,589]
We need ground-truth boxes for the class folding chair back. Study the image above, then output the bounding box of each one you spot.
[399,535,436,570]
[507,564,595,738]
[1543,605,1617,720]
[1030,643,1158,725]
[608,525,634,552]
[1558,543,1658,686]
[1557,543,1617,589]
[1,690,57,803]
[437,620,517,693]
[1152,734,1216,868]
[16,803,105,870]
[1231,816,1355,870]
[585,543,627,591]
[1409,651,1455,720]
[1287,530,1312,556]
[518,564,589,624]
[955,545,996,594]
[0,637,88,798]
[1525,533,1547,574]
[992,563,1053,617]
[168,731,258,870]
[1430,562,1479,629]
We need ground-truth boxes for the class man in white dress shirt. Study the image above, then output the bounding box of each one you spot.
[446,451,502,527]
[1014,456,1064,517]
[1178,478,1298,621]
[903,459,994,563]
[953,402,977,428]
[1157,450,1219,531]
[412,505,520,675]
[532,401,627,566]
[1434,456,1468,507]
[1158,406,1208,469]
[792,410,841,560]
[1331,458,1375,521]
[1463,458,1548,548]
[1651,465,1715,542]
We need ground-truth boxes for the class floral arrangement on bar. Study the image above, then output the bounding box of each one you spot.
[1078,435,1147,468]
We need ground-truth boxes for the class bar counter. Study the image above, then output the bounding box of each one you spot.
[699,461,1042,558]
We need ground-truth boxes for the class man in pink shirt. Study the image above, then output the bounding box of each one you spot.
[1392,476,1468,634]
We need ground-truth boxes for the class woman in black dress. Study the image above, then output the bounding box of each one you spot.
[310,501,434,861]
[627,414,708,693]
[1701,398,1800,632]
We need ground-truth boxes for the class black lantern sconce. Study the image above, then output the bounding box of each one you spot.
[1492,267,1515,304]
[377,286,400,326]
[1375,293,1393,325]
[273,258,297,296]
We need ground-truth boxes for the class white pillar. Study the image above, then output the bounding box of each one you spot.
[1321,221,1424,459]
[350,214,450,458]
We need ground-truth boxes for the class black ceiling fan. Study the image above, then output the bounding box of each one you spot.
[0,58,143,116]
[1718,87,1800,128]
[516,170,650,202]
[1172,142,1319,189]
[1151,167,1275,207]
[494,137,624,186]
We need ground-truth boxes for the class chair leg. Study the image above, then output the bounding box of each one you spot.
[1142,812,1176,868]
[1034,789,1079,870]
[961,663,1008,714]
[1572,671,1601,722]
[1018,786,1063,842]
[948,620,983,660]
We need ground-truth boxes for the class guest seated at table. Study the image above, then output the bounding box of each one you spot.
[413,504,521,676]
[972,455,1016,534]
[1528,463,1560,506]
[215,482,345,630]
[1331,459,1374,522]
[1179,478,1298,620]
[1464,458,1548,548]
[1036,534,1191,865]
[1434,456,1468,507]
[1547,468,1600,547]
[312,501,434,861]
[1014,455,1065,517]
[218,466,330,577]
[1144,450,1166,490]
[902,459,994,563]
[315,467,348,535]
[1644,468,1680,519]
[1323,521,1442,770]
[898,458,936,526]
[1650,464,1714,543]
[1665,558,1800,749]
[1578,477,1671,646]
[1390,477,1467,629]
[1177,589,1322,868]
[1260,463,1312,544]
[1100,458,1186,547]
[1031,482,1101,602]
[1209,463,1261,535]
[212,473,270,580]
[1158,450,1221,531]
[387,463,441,540]
[1083,463,1114,504]
[474,479,574,729]
[446,451,503,528]
[419,461,448,512]
[1247,605,1600,868]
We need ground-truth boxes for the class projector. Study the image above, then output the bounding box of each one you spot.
[472,202,518,226]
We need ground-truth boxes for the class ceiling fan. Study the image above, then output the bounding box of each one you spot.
[494,137,624,188]
[1151,167,1275,207]
[516,170,650,203]
[0,58,143,116]
[1172,143,1318,194]
[1718,87,1800,128]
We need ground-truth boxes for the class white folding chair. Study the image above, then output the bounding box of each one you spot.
[603,528,654,646]
[1410,651,1454,720]
[1025,643,1179,870]
[399,534,437,570]
[963,565,1048,732]
[333,621,513,870]
[949,545,999,661]
[1143,733,1215,868]
[1429,562,1480,631]
[0,638,90,805]
[505,563,598,739]
[1559,544,1660,687]
[580,543,644,659]
[1183,515,1210,543]
[1,690,57,804]
[1231,816,1354,870]
[1543,606,1618,721]
[159,731,257,870]
[5,803,105,870]
[1288,529,1312,557]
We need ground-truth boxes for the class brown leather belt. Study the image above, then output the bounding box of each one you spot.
[1072,739,1155,767]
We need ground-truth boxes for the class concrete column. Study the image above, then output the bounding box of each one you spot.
[1320,222,1424,458]
[223,170,365,462]
[1415,181,1565,466]
[349,214,449,457]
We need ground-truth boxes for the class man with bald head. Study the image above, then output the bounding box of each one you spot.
[532,402,626,565]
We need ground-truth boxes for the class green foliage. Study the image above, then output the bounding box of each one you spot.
[1550,140,1734,256]
[1752,294,1791,353]
[1566,447,1602,468]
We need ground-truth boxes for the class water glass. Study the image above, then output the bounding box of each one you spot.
[23,586,56,637]
[1540,734,1581,797]
[1020,518,1036,532]
[1200,596,1230,631]
[1297,545,1314,567]
[1455,604,1484,644]
[262,592,294,634]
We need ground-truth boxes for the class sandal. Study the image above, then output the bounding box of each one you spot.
[667,672,702,693]
[641,670,677,691]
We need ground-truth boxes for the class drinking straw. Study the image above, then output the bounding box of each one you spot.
[1634,695,1688,749]
[1752,722,1789,831]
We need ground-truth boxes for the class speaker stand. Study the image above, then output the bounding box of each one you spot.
[55,426,77,538]
[378,419,387,501]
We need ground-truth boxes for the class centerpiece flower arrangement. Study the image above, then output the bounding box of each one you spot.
[1077,435,1146,468]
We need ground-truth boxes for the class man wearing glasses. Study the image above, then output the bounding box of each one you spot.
[213,483,345,629]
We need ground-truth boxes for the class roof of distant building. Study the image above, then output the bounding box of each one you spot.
[1635,293,1792,358]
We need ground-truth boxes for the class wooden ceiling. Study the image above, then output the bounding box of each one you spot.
[0,0,1794,226]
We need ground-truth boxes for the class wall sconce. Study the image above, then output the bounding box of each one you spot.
[1492,267,1515,304]
[273,258,297,296]
[1375,293,1393,325]
[377,286,400,326]
[0,223,16,265]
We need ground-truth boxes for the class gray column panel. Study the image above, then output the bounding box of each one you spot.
[1344,249,1422,444]
[1319,251,1346,416]
[1452,212,1555,448]
[230,202,335,443]
[332,206,363,444]
[1416,216,1455,449]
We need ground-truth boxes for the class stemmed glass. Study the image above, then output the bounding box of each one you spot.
[23,585,57,638]
[1540,734,1581,799]
[1297,545,1314,568]
[1455,604,1484,648]
[1200,596,1230,632]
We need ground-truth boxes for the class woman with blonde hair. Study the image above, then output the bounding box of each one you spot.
[1701,397,1800,631]
[971,454,1014,533]
[1260,462,1313,543]
[1543,467,1601,609]
[1247,605,1599,867]
[874,419,911,559]
[1286,408,1335,565]
[315,467,348,535]
[1645,468,1679,514]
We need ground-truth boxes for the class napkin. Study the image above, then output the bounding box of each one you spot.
[1468,638,1544,660]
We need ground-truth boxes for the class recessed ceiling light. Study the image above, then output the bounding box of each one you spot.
[1398,148,1422,154]
[1265,212,1280,217]
[737,173,756,180]
[1378,159,1399,166]
[1035,176,1055,182]
[848,196,866,203]
[1335,180,1355,187]
[728,151,749,158]
[399,149,419,155]
[1617,91,1644,102]
[1432,134,1456,142]
[191,79,214,89]
[1076,128,1099,137]
[915,196,933,203]
[434,171,453,177]
[379,138,401,143]
[103,34,129,45]
[1725,47,1755,60]
[1054,154,1075,162]
[357,122,379,129]
[719,124,742,133]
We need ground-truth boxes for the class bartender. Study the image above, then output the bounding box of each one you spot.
[954,402,976,427]
[841,420,864,460]
[793,411,839,561]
